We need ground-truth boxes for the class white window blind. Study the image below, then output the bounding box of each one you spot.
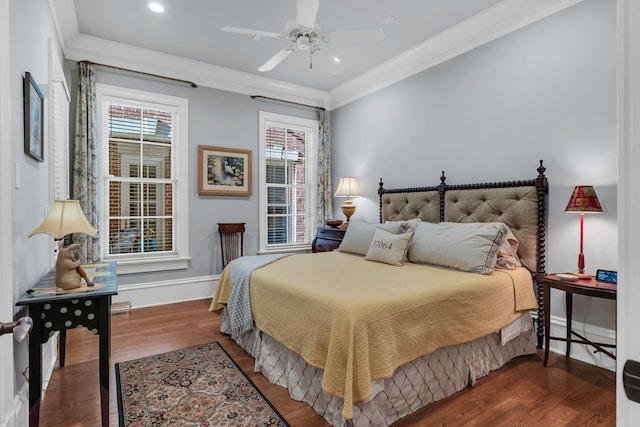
[48,41,70,201]
[105,104,174,257]
[49,78,70,200]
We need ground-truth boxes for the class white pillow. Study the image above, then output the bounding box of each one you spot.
[407,222,507,274]
[441,222,521,269]
[338,219,419,256]
[364,227,413,266]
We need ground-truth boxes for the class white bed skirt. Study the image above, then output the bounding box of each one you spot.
[220,309,536,427]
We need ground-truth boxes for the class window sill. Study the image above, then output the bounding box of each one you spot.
[258,245,311,255]
[112,256,191,275]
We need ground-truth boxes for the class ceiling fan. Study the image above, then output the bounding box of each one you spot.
[222,0,384,72]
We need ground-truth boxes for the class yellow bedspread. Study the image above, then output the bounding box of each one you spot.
[210,251,537,419]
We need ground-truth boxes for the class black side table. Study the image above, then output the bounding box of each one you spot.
[16,261,118,427]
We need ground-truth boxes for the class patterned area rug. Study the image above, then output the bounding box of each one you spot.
[116,342,290,427]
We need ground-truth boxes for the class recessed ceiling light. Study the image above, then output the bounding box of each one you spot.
[148,2,165,13]
[333,57,340,63]
[382,15,395,25]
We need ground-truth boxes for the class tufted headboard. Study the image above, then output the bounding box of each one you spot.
[378,160,548,348]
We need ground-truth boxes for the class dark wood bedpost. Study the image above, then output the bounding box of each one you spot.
[438,171,447,222]
[378,178,385,223]
[535,159,549,349]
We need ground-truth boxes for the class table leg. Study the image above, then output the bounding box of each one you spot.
[566,292,573,357]
[98,297,110,427]
[28,305,42,427]
[59,329,66,367]
[543,283,551,367]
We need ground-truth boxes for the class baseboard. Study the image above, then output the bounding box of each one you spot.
[112,274,220,309]
[41,334,58,399]
[0,381,29,427]
[546,314,616,371]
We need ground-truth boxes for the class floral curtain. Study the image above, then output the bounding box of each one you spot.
[316,109,332,225]
[72,61,99,262]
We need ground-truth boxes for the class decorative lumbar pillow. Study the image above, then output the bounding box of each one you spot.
[441,222,521,269]
[407,222,507,274]
[338,219,420,256]
[364,227,413,266]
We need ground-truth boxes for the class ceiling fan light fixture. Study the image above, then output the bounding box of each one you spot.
[297,35,311,50]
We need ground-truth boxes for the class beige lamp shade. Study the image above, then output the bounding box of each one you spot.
[334,176,362,198]
[29,200,98,239]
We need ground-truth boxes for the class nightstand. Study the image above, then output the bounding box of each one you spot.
[541,274,616,367]
[312,227,346,253]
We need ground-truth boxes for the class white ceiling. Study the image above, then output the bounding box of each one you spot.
[71,0,503,91]
[49,0,581,109]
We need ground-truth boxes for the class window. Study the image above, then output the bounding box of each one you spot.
[259,112,318,252]
[97,84,189,273]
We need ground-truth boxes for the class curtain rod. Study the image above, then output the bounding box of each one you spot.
[251,95,325,111]
[86,61,198,88]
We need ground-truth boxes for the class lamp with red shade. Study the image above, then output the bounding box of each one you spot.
[565,185,603,278]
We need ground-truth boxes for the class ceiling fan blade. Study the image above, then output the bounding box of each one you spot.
[326,29,385,44]
[297,0,319,30]
[222,26,284,39]
[258,48,294,72]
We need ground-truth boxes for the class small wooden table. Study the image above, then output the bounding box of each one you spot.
[16,262,118,427]
[541,274,616,367]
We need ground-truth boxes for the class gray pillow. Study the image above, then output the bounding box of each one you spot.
[407,222,507,274]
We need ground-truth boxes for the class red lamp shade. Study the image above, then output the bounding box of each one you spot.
[565,186,603,276]
[565,185,603,213]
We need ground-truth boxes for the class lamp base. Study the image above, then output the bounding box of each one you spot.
[340,200,356,228]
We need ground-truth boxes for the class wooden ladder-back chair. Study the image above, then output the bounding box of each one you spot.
[218,223,246,269]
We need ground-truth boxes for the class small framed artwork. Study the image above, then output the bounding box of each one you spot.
[23,71,44,162]
[198,145,252,196]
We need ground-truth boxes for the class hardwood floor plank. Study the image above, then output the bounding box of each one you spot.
[38,299,615,426]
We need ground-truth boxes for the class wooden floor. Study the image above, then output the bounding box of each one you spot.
[39,299,616,427]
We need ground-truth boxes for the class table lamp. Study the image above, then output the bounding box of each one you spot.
[28,200,98,289]
[565,185,602,277]
[334,176,361,228]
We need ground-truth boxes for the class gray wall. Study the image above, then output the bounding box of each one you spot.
[64,63,317,286]
[9,0,67,395]
[331,0,617,329]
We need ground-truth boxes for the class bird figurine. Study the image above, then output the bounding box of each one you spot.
[224,160,234,176]
[55,243,83,290]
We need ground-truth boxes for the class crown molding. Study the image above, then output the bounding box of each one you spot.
[62,32,330,109]
[328,0,584,110]
[49,0,582,111]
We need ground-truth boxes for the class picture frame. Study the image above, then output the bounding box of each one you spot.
[198,145,252,195]
[23,72,44,162]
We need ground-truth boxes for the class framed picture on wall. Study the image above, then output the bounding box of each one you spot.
[23,71,44,162]
[198,145,252,195]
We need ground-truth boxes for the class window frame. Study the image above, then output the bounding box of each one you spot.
[96,84,190,274]
[258,111,318,253]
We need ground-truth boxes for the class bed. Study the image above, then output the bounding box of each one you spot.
[210,160,548,426]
